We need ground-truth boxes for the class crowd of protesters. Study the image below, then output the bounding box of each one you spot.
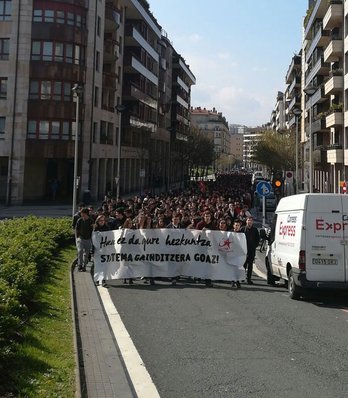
[73,171,260,288]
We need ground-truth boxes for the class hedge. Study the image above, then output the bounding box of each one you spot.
[0,216,73,361]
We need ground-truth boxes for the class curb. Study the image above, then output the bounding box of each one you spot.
[70,258,84,398]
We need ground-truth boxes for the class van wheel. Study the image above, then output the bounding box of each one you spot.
[288,269,301,300]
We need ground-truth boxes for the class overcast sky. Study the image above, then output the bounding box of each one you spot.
[148,0,307,127]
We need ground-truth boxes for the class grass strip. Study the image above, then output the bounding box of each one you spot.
[1,245,77,398]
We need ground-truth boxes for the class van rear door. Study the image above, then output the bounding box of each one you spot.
[306,196,345,282]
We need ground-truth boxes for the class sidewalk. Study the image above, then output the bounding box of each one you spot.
[0,204,72,218]
[72,261,136,398]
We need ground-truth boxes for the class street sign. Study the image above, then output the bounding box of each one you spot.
[256,181,272,197]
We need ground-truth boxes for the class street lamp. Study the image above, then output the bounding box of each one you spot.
[115,104,126,199]
[304,85,316,193]
[72,84,83,217]
[292,107,302,194]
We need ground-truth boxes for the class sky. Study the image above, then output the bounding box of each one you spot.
[148,0,308,127]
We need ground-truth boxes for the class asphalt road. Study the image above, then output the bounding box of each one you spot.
[105,261,348,398]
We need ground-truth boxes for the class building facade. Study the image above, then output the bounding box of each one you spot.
[190,107,231,171]
[303,0,346,192]
[0,0,195,205]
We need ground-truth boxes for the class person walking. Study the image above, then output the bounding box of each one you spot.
[241,216,260,285]
[75,207,94,272]
[231,220,244,288]
[93,215,110,286]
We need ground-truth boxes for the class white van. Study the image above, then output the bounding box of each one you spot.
[265,193,348,299]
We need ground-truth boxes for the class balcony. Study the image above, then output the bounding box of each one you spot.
[305,28,330,63]
[324,75,343,95]
[305,55,330,87]
[324,39,343,62]
[326,110,343,127]
[288,96,301,112]
[286,55,301,84]
[309,116,329,134]
[288,76,301,96]
[304,1,329,39]
[305,84,327,109]
[102,72,117,90]
[327,144,343,163]
[105,4,121,32]
[313,146,327,164]
[323,1,343,30]
[103,39,119,63]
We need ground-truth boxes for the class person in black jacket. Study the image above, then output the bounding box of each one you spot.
[75,208,94,272]
[241,216,260,285]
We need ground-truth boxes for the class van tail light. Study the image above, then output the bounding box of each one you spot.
[299,250,306,271]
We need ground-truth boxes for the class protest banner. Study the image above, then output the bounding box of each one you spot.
[92,228,247,283]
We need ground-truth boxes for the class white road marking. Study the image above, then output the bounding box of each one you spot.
[98,286,161,398]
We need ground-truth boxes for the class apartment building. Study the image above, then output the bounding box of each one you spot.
[243,128,264,170]
[303,0,345,192]
[270,91,286,132]
[229,130,244,165]
[190,107,231,170]
[0,0,195,204]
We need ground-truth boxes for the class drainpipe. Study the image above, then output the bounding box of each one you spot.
[6,0,21,206]
[88,0,98,191]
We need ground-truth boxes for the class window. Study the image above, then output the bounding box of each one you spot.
[93,122,97,143]
[63,82,71,101]
[0,116,5,138]
[96,51,100,71]
[94,86,99,107]
[65,43,73,63]
[0,0,12,21]
[0,77,7,99]
[39,121,49,139]
[31,41,83,65]
[44,9,54,23]
[27,120,75,140]
[42,41,53,61]
[57,10,64,24]
[97,16,101,36]
[30,80,73,101]
[55,42,64,62]
[51,121,60,139]
[32,7,85,28]
[0,38,9,60]
[100,121,107,144]
[33,9,42,22]
[53,81,61,100]
[67,12,74,25]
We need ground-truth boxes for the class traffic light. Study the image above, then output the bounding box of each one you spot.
[272,171,283,196]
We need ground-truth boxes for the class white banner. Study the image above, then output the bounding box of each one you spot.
[92,229,247,283]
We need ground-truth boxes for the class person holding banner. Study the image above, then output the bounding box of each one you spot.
[93,215,110,286]
[196,211,216,287]
[134,209,154,285]
[166,212,184,285]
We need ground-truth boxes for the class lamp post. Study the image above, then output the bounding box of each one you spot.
[115,104,126,199]
[292,107,302,194]
[304,85,316,193]
[72,84,82,217]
